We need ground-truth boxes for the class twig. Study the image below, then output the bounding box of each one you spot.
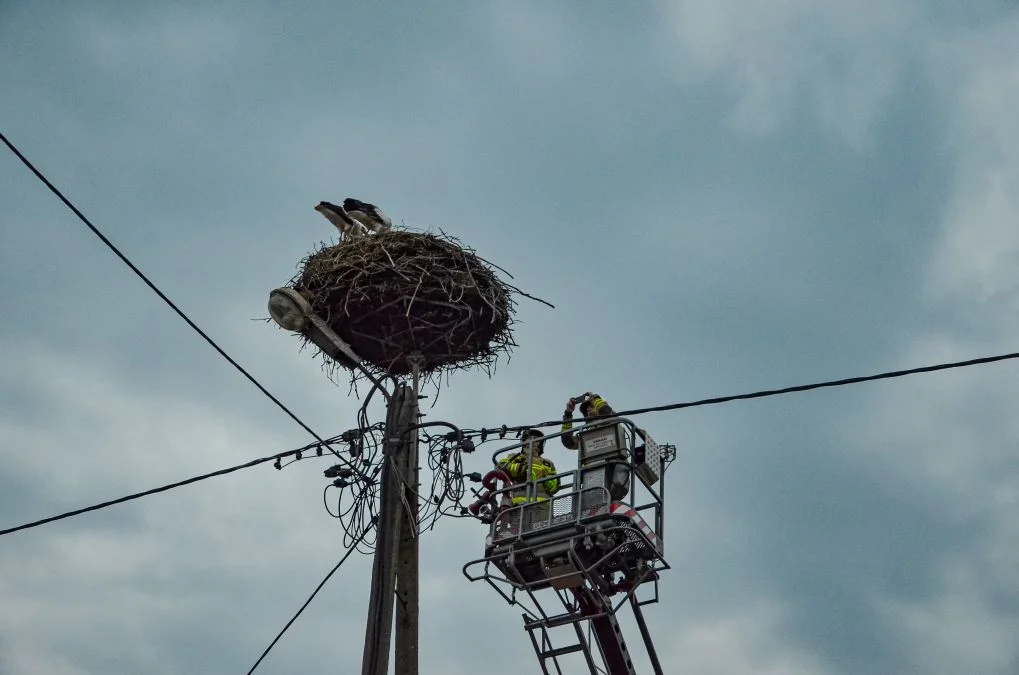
[406,272,425,317]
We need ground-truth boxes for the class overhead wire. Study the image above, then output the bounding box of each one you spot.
[0,130,333,451]
[8,349,1018,540]
[245,519,375,675]
[0,435,342,537]
[420,433,468,531]
[412,349,1019,522]
[477,349,1019,434]
[322,423,386,553]
[608,350,1019,418]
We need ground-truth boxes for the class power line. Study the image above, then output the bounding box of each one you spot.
[612,349,1019,417]
[0,437,338,538]
[12,349,1015,539]
[0,130,325,445]
[489,349,1019,432]
[245,519,375,675]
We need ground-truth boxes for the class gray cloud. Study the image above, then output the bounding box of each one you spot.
[3,1,1019,674]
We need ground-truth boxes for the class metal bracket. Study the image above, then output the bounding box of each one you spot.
[268,287,391,401]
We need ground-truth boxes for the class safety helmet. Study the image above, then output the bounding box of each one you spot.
[521,428,545,452]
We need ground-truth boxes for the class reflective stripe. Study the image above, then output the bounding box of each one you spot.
[609,503,661,552]
[499,454,559,500]
[510,495,548,505]
[590,396,610,414]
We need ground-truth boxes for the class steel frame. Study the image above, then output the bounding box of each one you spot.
[463,418,672,674]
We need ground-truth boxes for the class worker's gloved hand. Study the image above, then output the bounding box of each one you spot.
[565,398,577,414]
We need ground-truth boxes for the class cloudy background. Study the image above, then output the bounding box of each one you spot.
[2,1,1018,673]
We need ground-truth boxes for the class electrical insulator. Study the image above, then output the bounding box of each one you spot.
[324,465,354,479]
[273,458,282,470]
[461,439,476,454]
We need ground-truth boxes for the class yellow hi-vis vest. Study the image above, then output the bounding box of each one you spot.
[498,452,559,504]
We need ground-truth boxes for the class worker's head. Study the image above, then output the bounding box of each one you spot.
[521,428,545,455]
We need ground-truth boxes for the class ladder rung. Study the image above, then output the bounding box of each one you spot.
[541,644,584,660]
[525,612,588,630]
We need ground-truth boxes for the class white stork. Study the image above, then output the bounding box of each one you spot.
[315,201,366,241]
[343,197,392,234]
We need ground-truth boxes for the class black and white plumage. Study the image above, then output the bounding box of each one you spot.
[342,198,392,234]
[315,201,366,240]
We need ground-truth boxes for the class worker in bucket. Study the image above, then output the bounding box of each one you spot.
[498,428,561,505]
[496,428,561,534]
[560,392,616,450]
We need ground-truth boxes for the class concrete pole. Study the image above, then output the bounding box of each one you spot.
[360,384,412,675]
[393,385,420,674]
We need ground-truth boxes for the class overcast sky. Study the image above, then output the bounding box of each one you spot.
[2,1,1018,674]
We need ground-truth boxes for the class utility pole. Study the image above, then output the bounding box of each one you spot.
[361,375,420,675]
[266,289,422,675]
[394,378,420,674]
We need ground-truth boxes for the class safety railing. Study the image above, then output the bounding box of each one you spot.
[489,485,613,543]
[472,417,668,554]
[463,523,671,615]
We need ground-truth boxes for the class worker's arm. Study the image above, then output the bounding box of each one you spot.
[561,394,615,449]
[588,394,615,417]
[561,397,579,449]
[500,455,559,494]
[561,410,579,449]
[535,460,560,495]
[498,455,527,482]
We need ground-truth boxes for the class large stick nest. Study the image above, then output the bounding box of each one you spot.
[287,229,527,383]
